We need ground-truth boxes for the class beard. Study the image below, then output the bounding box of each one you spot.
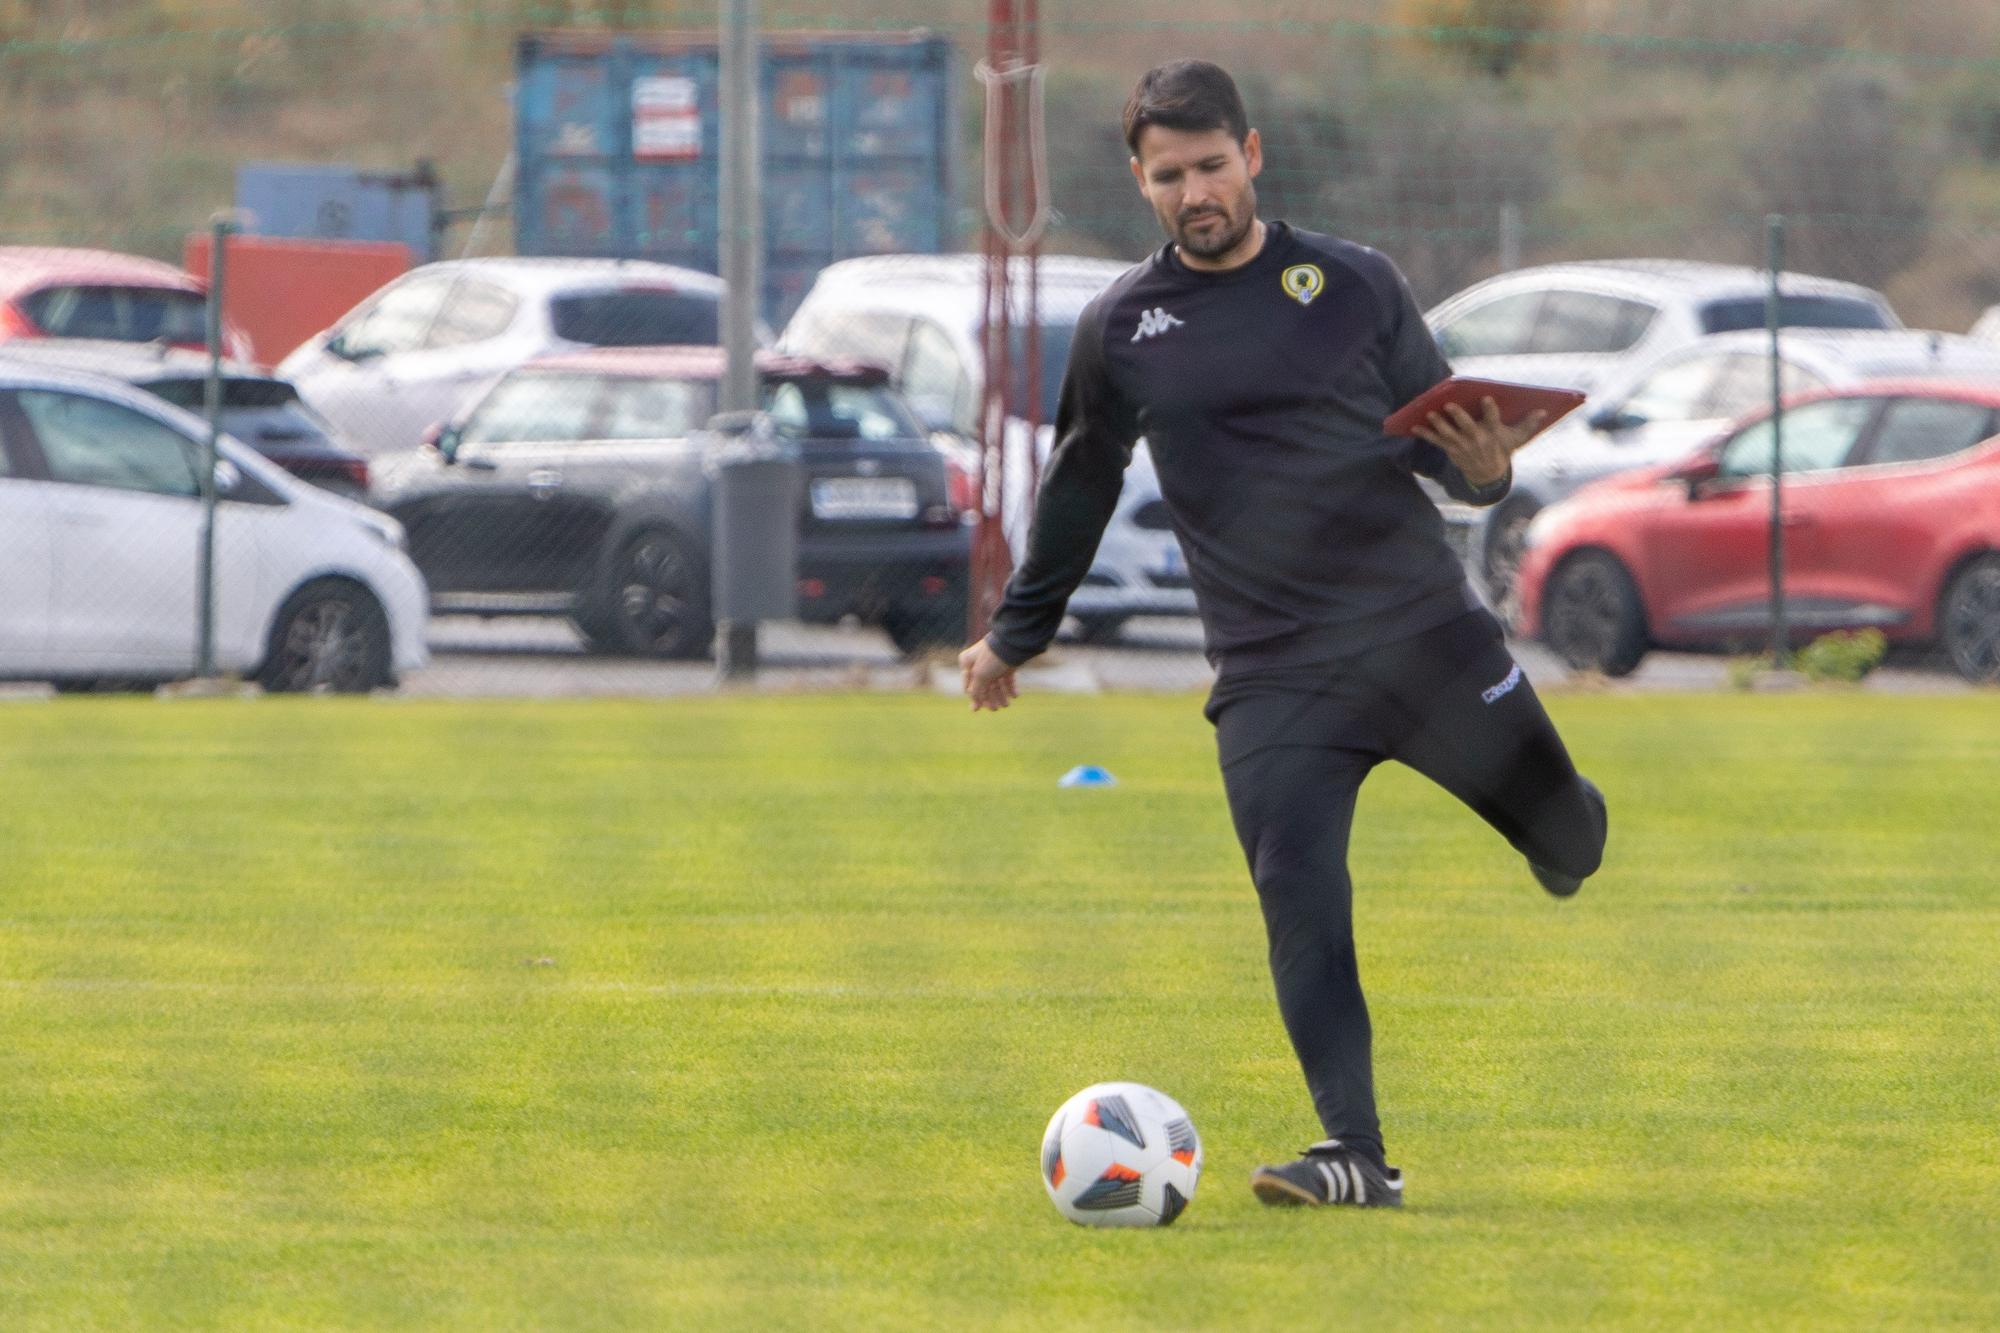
[1170,190,1255,260]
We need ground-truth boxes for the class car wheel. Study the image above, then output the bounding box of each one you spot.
[1938,554,2000,683]
[1542,551,1648,678]
[1069,613,1131,645]
[583,528,713,660]
[882,580,969,659]
[1482,498,1540,619]
[258,579,392,694]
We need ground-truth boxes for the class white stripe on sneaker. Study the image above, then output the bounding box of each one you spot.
[1348,1159,1365,1204]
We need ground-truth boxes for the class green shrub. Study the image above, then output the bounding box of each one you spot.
[1795,629,1888,684]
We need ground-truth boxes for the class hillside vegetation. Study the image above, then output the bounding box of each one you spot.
[3,0,1997,323]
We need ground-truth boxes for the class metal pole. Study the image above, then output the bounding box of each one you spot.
[717,0,763,680]
[1765,214,1788,667]
[1499,201,1523,273]
[197,217,232,679]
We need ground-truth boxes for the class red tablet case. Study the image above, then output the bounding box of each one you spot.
[1383,377,1587,440]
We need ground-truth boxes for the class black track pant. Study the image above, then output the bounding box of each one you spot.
[1204,610,1607,1164]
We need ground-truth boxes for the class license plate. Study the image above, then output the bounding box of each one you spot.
[811,477,918,520]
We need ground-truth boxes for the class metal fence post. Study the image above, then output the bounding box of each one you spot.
[1499,201,1523,273]
[717,0,764,682]
[1765,214,1789,668]
[197,215,233,680]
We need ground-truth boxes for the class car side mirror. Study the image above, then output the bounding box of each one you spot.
[426,422,461,464]
[1669,456,1722,500]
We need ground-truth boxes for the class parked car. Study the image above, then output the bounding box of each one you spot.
[780,253,1195,643]
[0,338,371,499]
[1445,328,2000,611]
[1426,260,1899,397]
[279,257,755,458]
[0,245,253,361]
[369,347,972,658]
[1514,381,2000,681]
[0,363,428,692]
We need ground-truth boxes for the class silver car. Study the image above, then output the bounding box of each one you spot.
[1444,327,2000,610]
[781,253,1196,643]
[1426,259,1900,397]
[278,257,740,458]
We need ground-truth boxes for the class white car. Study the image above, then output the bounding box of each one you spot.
[1442,327,2000,609]
[0,364,428,691]
[781,253,1195,642]
[278,257,739,458]
[1427,260,1900,397]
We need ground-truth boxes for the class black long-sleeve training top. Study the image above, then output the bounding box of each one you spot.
[985,222,1510,674]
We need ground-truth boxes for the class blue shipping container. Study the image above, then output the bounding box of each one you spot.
[514,30,957,327]
[236,162,440,259]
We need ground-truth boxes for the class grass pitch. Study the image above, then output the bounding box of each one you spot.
[1,692,1995,1330]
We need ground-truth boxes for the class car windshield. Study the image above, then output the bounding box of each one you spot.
[22,285,210,343]
[550,290,722,347]
[1699,296,1890,335]
[763,379,921,440]
[460,371,715,445]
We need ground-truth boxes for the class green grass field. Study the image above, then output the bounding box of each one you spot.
[2,692,1996,1330]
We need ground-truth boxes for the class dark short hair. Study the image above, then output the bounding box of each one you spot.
[1122,60,1250,156]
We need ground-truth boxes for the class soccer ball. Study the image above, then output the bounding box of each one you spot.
[1040,1082,1202,1227]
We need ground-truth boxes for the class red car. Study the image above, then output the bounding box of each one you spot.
[0,246,253,362]
[1516,380,2000,681]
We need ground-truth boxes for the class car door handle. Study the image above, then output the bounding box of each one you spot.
[1781,513,1815,528]
[527,469,563,494]
[54,511,109,527]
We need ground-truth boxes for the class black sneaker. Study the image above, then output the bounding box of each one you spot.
[1530,860,1584,898]
[1250,1139,1404,1208]
[1530,777,1605,899]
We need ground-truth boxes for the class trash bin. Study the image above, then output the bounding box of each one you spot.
[703,410,801,624]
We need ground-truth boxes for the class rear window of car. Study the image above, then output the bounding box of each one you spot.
[550,290,721,347]
[461,371,715,445]
[763,379,922,441]
[142,376,299,411]
[143,376,342,448]
[1699,296,1891,335]
[21,285,209,343]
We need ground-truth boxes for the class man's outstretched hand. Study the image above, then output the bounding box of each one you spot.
[959,638,1020,712]
[1411,395,1550,488]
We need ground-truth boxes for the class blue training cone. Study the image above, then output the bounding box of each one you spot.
[1058,765,1118,789]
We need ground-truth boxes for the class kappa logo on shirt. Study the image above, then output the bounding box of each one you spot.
[1131,307,1186,342]
[1481,663,1524,705]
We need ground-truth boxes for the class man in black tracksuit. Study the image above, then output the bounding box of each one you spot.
[960,61,1607,1208]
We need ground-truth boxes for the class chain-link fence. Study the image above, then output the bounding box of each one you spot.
[3,2,1999,695]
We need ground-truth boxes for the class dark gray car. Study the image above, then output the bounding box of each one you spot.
[370,347,973,658]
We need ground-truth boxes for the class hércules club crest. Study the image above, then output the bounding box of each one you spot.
[1281,263,1325,305]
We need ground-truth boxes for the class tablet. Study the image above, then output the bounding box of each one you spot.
[1383,376,1587,440]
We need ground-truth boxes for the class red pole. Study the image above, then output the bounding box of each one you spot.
[970,0,1046,642]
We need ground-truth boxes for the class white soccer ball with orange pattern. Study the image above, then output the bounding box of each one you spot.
[1039,1082,1202,1227]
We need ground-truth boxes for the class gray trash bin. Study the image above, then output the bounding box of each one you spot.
[703,410,802,624]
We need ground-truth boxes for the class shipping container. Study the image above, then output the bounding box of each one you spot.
[514,30,957,328]
[236,162,440,260]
